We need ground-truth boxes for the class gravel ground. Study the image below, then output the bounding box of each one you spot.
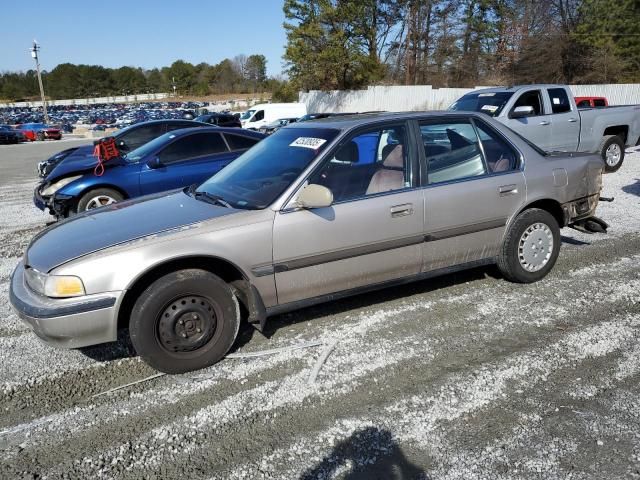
[0,141,639,479]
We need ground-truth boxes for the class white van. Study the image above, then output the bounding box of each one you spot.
[241,103,307,130]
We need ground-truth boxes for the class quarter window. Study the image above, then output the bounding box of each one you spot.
[474,122,519,173]
[421,121,486,184]
[310,125,410,202]
[512,90,543,116]
[159,132,228,164]
[548,88,572,114]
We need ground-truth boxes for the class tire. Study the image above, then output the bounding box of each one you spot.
[37,131,45,141]
[497,208,561,283]
[129,269,240,373]
[75,188,124,213]
[598,135,625,173]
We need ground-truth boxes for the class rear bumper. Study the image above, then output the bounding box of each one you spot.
[9,261,122,348]
[563,193,600,225]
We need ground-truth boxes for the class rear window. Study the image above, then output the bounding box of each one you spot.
[594,99,607,107]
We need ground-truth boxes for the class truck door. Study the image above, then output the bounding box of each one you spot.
[546,87,580,152]
[504,89,552,150]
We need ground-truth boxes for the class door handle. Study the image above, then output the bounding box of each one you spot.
[390,203,414,218]
[539,120,550,126]
[498,184,518,196]
[568,118,578,122]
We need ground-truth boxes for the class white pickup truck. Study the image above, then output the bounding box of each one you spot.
[450,84,640,172]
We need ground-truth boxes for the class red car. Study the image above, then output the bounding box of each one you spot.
[17,123,62,141]
[575,96,608,108]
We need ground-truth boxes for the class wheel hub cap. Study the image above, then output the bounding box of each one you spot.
[605,144,621,166]
[85,195,117,210]
[518,222,553,272]
[158,296,217,353]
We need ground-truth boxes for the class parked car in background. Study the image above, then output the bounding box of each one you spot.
[0,125,24,144]
[450,84,640,172]
[575,96,608,108]
[12,112,605,373]
[194,113,242,128]
[34,127,265,218]
[18,123,62,141]
[37,119,208,178]
[240,103,307,130]
[258,117,299,135]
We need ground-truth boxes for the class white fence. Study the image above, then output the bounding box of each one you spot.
[0,93,171,108]
[300,84,640,113]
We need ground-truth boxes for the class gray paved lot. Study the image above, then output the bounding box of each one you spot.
[0,141,639,479]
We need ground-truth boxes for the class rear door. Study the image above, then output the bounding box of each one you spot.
[272,122,425,305]
[420,117,526,271]
[139,132,235,194]
[504,89,552,150]
[546,87,580,151]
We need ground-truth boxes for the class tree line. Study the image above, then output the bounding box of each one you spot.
[283,0,640,90]
[0,54,296,101]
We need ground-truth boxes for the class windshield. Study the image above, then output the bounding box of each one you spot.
[240,110,255,120]
[196,127,339,209]
[124,131,176,162]
[449,92,514,117]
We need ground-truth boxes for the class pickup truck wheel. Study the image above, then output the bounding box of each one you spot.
[76,188,123,212]
[129,269,240,374]
[497,208,560,283]
[599,135,625,172]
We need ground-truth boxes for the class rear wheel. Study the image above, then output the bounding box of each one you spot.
[599,135,625,173]
[497,208,561,283]
[75,188,123,213]
[37,131,45,141]
[129,269,240,373]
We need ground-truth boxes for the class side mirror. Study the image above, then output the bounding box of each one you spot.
[295,184,333,209]
[146,156,164,169]
[510,105,535,119]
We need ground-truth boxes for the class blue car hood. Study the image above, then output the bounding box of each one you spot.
[26,190,237,272]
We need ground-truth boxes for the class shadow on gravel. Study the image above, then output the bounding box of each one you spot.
[299,427,427,480]
[79,329,137,362]
[622,178,640,197]
[561,235,590,246]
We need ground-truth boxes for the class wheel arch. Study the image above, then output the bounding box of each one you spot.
[116,255,259,330]
[602,125,628,144]
[511,198,565,230]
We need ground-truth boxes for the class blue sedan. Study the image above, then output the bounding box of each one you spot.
[34,127,265,218]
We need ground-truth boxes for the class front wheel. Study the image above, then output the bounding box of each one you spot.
[497,208,561,283]
[599,135,625,173]
[37,131,45,141]
[129,269,240,373]
[75,188,124,213]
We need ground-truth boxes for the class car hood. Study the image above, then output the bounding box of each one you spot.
[46,147,123,181]
[25,190,238,272]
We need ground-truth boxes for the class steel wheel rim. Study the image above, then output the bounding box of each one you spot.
[156,295,219,355]
[518,222,553,272]
[605,143,621,166]
[85,195,117,210]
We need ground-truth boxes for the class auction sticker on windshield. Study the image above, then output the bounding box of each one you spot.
[290,137,327,149]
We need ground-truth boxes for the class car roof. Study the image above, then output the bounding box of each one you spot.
[286,111,487,130]
[170,126,265,138]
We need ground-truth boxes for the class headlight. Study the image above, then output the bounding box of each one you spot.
[41,175,82,196]
[25,268,85,298]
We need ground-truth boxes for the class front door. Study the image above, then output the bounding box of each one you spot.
[505,89,552,150]
[419,118,526,271]
[272,123,425,305]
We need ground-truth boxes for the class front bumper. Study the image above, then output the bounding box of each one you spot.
[9,261,122,348]
[33,184,74,216]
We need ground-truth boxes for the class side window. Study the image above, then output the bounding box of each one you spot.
[474,121,519,173]
[310,125,409,202]
[421,121,486,185]
[512,90,543,116]
[159,132,228,164]
[576,99,591,108]
[253,110,265,121]
[120,123,164,150]
[224,134,259,151]
[547,88,571,114]
[594,99,606,107]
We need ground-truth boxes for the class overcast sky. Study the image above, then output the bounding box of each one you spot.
[1,0,287,76]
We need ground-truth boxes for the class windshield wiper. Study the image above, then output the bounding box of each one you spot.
[192,189,233,208]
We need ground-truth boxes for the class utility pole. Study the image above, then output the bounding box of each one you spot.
[30,40,49,124]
